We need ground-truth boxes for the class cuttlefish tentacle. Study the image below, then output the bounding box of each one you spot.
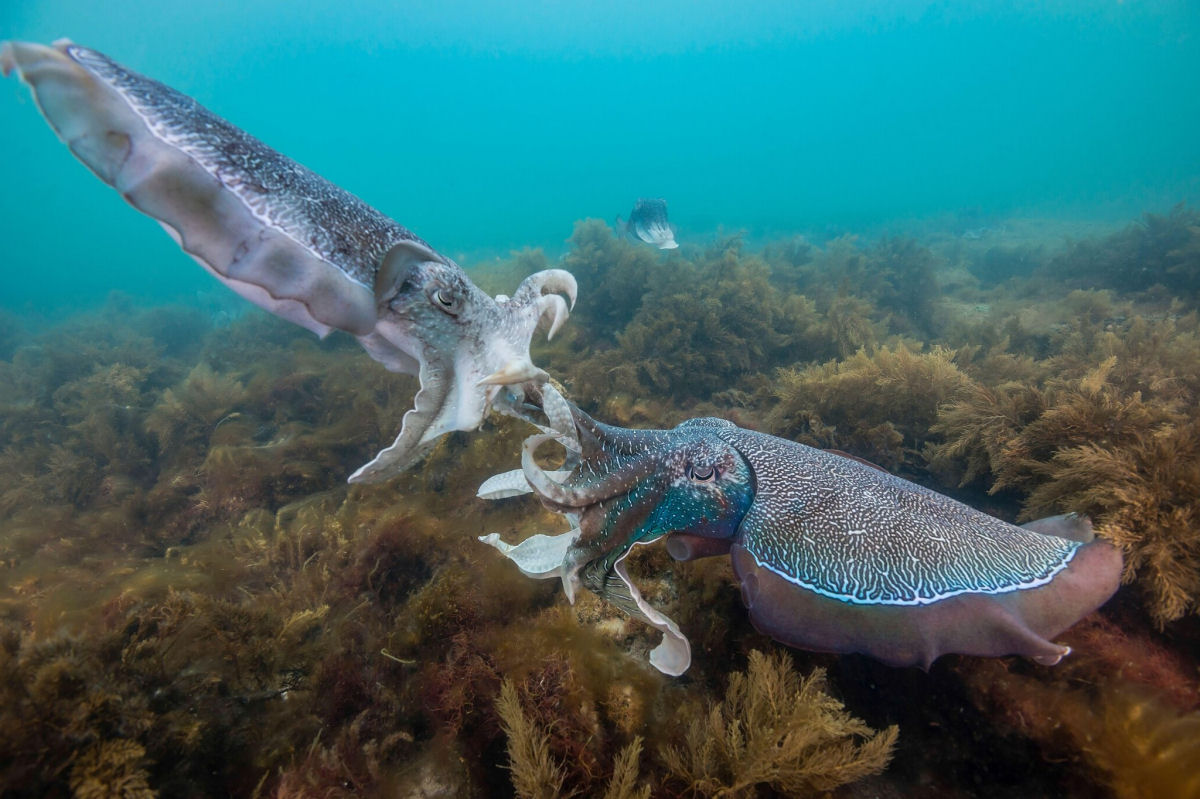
[475,384,581,501]
[483,406,1123,675]
[539,382,582,452]
[2,39,576,481]
[521,433,662,509]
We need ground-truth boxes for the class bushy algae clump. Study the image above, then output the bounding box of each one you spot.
[660,651,898,797]
[768,343,971,473]
[566,234,825,405]
[928,312,1200,626]
[493,650,896,799]
[1045,205,1200,297]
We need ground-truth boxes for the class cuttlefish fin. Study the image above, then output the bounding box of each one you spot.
[604,549,691,676]
[1021,513,1095,544]
[479,528,582,603]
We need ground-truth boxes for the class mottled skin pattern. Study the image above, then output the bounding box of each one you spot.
[2,40,576,481]
[353,257,574,480]
[707,419,1078,604]
[66,44,421,290]
[512,409,1122,673]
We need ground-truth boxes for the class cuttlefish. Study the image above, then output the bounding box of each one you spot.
[617,197,678,250]
[1,39,576,481]
[480,391,1123,676]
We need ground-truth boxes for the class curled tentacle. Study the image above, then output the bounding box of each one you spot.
[512,268,578,310]
[537,293,570,340]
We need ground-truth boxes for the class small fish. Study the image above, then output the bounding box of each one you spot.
[617,198,678,249]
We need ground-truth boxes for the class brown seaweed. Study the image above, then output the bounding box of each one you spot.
[2,210,1199,797]
[660,650,898,797]
[769,343,971,472]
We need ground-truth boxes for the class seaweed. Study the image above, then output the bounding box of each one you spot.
[785,235,945,340]
[69,739,156,799]
[495,677,568,798]
[660,650,898,797]
[559,219,660,341]
[761,234,815,288]
[3,208,1200,797]
[144,364,246,457]
[768,343,971,472]
[568,236,825,404]
[496,670,650,799]
[929,343,1200,625]
[867,237,943,338]
[822,291,880,359]
[1022,419,1200,626]
[1045,204,1200,296]
[960,651,1200,799]
[970,242,1044,285]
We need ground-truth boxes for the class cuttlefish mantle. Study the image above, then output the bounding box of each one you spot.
[1,39,577,480]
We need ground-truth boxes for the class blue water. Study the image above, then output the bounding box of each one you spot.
[3,0,1198,313]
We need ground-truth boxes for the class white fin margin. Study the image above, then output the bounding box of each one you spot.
[614,549,691,676]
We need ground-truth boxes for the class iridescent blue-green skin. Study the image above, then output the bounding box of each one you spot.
[584,426,753,580]
[542,417,753,594]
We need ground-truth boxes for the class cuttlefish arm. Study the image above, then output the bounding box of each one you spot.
[480,409,729,675]
[585,546,692,676]
[2,39,576,480]
[478,527,583,603]
[349,255,576,481]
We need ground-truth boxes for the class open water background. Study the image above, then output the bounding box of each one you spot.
[2,0,1198,314]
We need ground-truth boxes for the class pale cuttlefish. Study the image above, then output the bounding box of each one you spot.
[617,197,679,249]
[1,40,577,481]
[480,388,1123,676]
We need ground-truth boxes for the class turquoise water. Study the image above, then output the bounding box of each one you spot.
[2,0,1198,312]
[3,5,1200,796]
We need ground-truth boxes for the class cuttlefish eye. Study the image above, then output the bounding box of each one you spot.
[687,463,717,482]
[431,286,461,315]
